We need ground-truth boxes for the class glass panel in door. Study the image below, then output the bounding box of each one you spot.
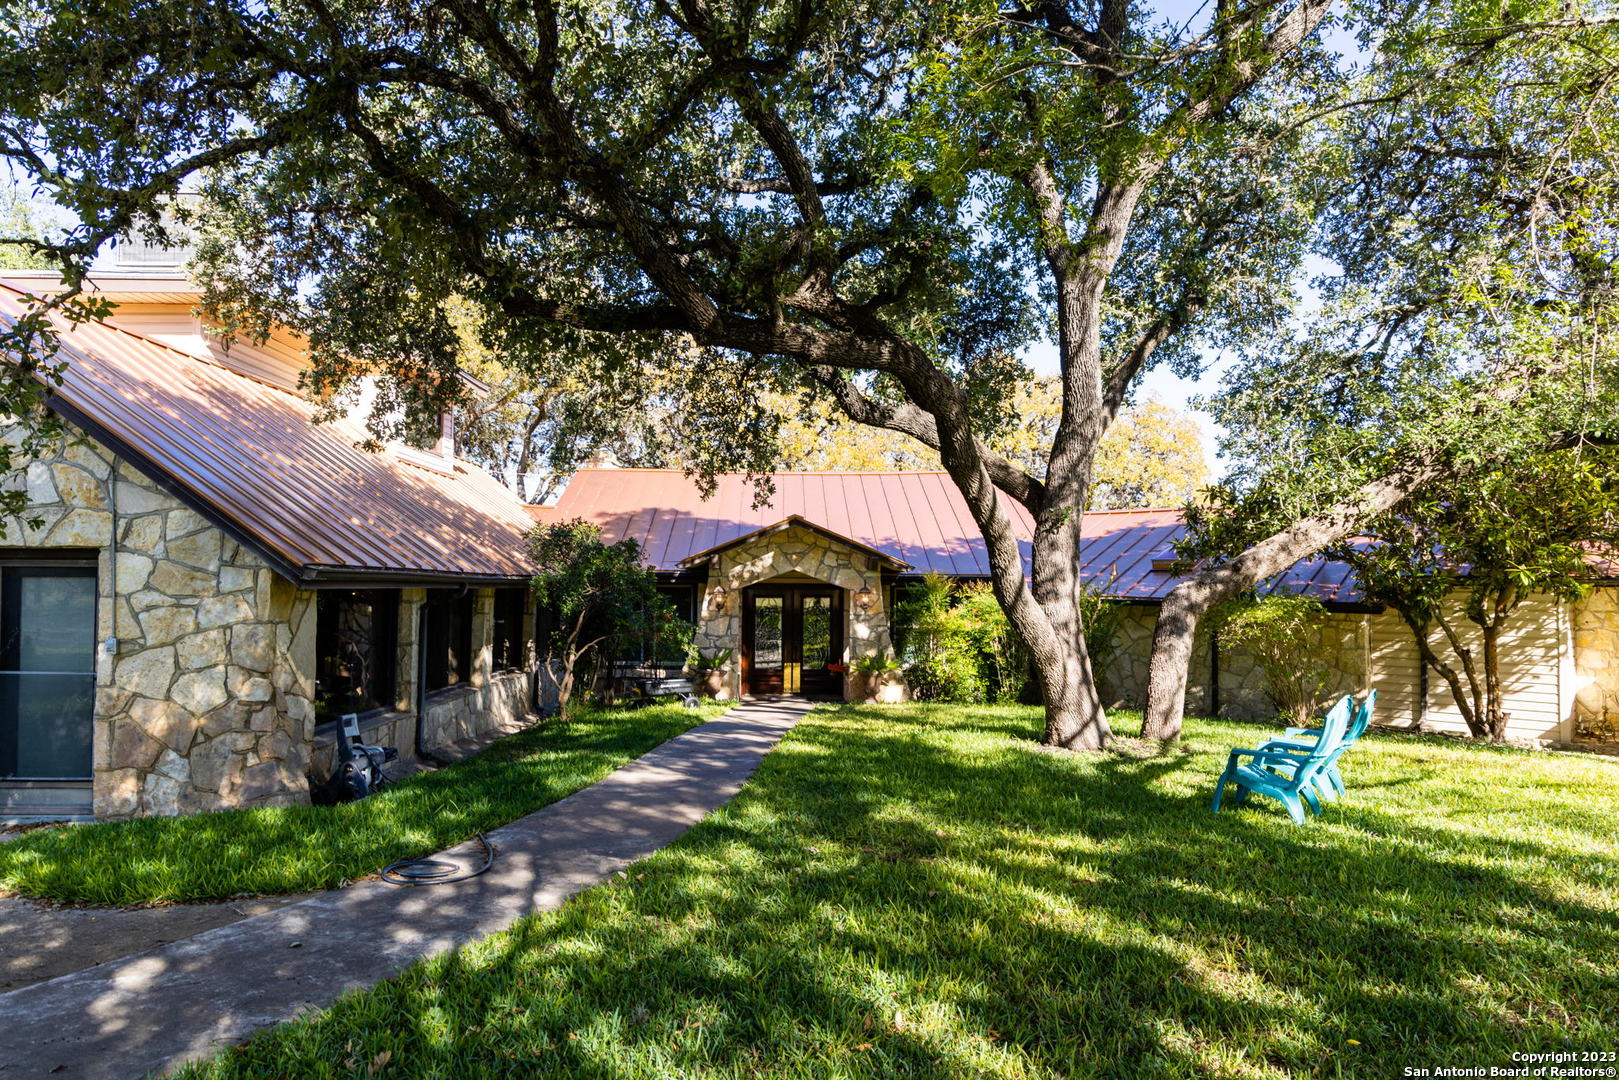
[1,569,97,781]
[801,595,831,667]
[749,595,784,695]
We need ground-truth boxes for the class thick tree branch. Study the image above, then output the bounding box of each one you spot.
[807,368,1047,510]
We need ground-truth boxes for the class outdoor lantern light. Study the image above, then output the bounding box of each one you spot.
[709,584,729,613]
[854,585,875,613]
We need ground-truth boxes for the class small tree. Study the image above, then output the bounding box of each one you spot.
[527,520,689,716]
[1334,451,1619,741]
[1214,594,1332,724]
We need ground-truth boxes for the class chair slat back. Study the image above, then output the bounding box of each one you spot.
[1299,695,1354,767]
[1347,689,1377,744]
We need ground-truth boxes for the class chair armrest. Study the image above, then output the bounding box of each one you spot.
[1256,739,1310,754]
[1228,747,1315,768]
[1284,726,1323,738]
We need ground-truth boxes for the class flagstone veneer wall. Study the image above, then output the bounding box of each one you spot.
[11,429,542,818]
[1102,605,1366,721]
[4,428,316,817]
[1569,589,1619,737]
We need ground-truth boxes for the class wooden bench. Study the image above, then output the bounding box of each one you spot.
[634,677,701,709]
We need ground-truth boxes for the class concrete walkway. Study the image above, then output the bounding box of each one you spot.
[0,698,812,1080]
[0,711,541,995]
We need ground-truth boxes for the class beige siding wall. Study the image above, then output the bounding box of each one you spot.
[1366,611,1424,730]
[1107,594,1581,745]
[1413,594,1571,743]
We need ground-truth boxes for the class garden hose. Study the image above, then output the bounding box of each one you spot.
[380,832,496,886]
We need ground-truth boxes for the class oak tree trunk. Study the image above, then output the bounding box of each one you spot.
[1140,455,1450,741]
[1028,593,1110,749]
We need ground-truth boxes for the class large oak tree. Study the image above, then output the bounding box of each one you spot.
[2,0,1611,748]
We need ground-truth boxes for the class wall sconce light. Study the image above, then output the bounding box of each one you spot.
[708,584,729,614]
[853,585,875,614]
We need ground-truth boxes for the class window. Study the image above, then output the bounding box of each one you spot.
[653,584,695,665]
[0,563,97,783]
[314,590,399,721]
[492,587,529,671]
[617,584,696,667]
[423,589,475,692]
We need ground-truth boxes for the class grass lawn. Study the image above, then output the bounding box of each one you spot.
[174,704,1619,1080]
[0,702,724,905]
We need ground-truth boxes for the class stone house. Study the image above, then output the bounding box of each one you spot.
[551,469,1615,745]
[0,270,541,820]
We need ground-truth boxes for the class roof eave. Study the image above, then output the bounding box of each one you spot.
[676,514,912,572]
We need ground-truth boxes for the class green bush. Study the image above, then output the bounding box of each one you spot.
[1214,593,1332,723]
[893,574,984,701]
[956,584,1030,704]
[892,575,1124,705]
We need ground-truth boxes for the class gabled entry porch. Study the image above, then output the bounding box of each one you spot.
[677,515,911,701]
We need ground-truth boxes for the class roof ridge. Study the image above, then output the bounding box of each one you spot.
[569,467,959,476]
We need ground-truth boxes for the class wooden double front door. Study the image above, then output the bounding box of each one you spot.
[741,586,844,698]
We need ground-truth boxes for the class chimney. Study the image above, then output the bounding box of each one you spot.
[435,410,455,458]
[584,448,619,469]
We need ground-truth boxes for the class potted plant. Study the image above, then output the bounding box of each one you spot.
[690,649,733,697]
[851,653,904,703]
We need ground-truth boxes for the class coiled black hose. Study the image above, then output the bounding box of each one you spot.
[380,832,496,886]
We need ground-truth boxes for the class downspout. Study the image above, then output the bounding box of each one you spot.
[103,455,120,658]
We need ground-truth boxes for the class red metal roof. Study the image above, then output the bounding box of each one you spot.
[1,283,536,583]
[551,469,1367,602]
[677,515,911,570]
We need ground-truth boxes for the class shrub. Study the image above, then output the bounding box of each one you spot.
[956,584,1031,704]
[1214,593,1332,723]
[892,574,984,702]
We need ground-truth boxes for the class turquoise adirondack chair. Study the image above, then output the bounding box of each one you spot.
[1210,695,1353,824]
[1257,689,1378,802]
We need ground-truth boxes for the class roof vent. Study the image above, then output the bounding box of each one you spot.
[1149,549,1180,573]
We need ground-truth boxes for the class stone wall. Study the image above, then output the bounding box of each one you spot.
[693,523,892,699]
[1102,602,1367,720]
[7,426,541,819]
[1102,605,1211,715]
[2,428,316,817]
[1572,588,1619,737]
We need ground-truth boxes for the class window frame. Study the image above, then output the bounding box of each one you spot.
[313,588,400,722]
[491,586,530,673]
[422,588,476,693]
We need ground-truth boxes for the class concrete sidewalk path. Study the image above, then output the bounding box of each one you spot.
[0,698,813,1080]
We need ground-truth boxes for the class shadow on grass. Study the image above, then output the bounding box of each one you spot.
[181,702,1619,1080]
[0,703,723,905]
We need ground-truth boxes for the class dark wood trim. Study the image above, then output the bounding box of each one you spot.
[740,584,843,698]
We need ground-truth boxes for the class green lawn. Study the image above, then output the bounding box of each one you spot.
[0,702,724,905]
[175,704,1619,1079]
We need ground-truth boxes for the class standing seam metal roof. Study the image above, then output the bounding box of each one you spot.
[1,283,536,582]
[547,469,1367,602]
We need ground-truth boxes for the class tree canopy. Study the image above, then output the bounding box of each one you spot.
[3,0,1616,748]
